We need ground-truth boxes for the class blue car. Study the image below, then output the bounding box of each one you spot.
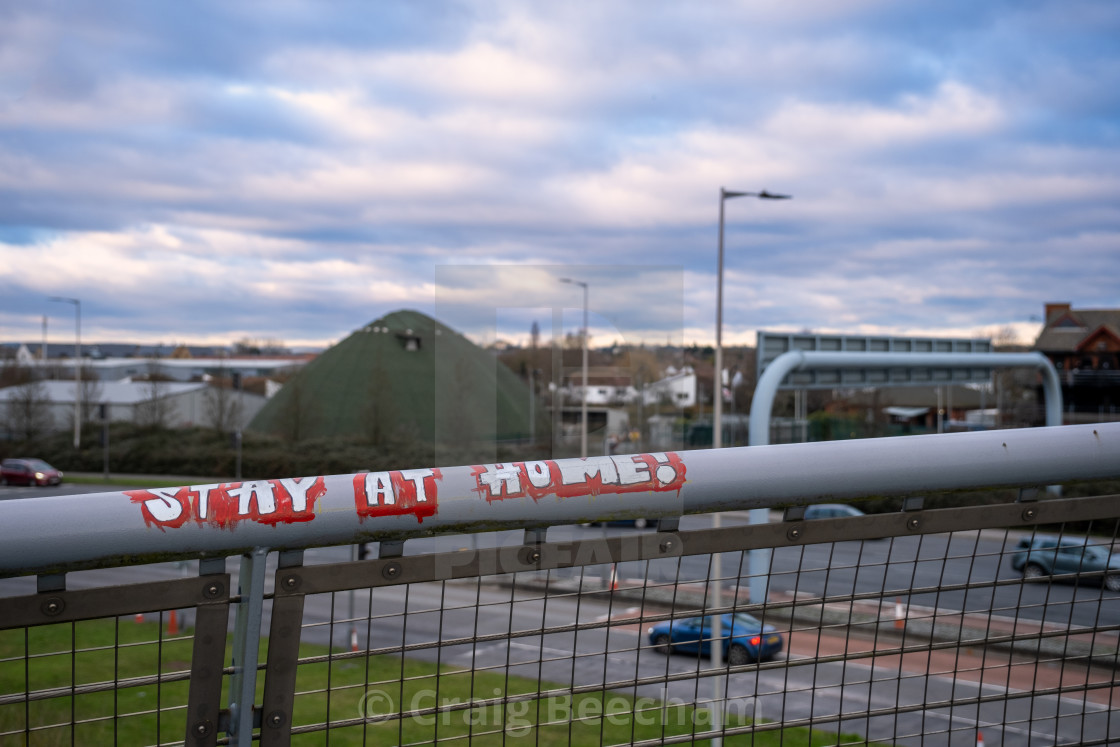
[647,612,783,665]
[803,503,865,520]
[1010,535,1120,591]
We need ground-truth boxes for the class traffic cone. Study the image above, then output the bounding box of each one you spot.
[894,598,905,629]
[609,563,619,591]
[134,613,144,623]
[976,730,985,747]
[167,609,179,636]
[350,627,359,652]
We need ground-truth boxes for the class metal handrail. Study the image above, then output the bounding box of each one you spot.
[2,422,1119,577]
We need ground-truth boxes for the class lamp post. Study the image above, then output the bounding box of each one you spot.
[49,296,82,449]
[714,189,791,451]
[560,278,589,458]
[711,187,790,743]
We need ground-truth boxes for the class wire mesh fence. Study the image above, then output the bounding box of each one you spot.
[0,573,230,745]
[1,495,1118,746]
[251,495,1120,746]
[0,613,198,744]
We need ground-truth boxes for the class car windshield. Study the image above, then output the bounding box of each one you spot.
[731,613,761,629]
[1082,546,1108,561]
[27,460,54,471]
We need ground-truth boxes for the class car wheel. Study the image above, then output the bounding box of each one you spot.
[654,634,672,655]
[1022,563,1046,580]
[1105,574,1120,593]
[727,644,750,666]
[633,518,648,529]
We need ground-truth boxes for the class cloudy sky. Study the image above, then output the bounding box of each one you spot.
[1,1,1117,351]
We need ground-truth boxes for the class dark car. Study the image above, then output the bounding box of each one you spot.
[0,458,64,487]
[804,504,865,520]
[1010,535,1120,591]
[647,612,783,665]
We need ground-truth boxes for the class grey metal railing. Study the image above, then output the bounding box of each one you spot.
[2,422,1120,745]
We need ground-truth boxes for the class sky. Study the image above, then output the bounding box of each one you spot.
[1,1,1118,352]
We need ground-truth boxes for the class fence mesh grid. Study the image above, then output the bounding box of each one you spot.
[276,513,1120,746]
[0,612,198,745]
[1,505,1118,746]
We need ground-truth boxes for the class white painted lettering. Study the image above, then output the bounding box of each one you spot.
[192,484,223,520]
[399,469,435,501]
[649,453,677,485]
[559,457,619,486]
[477,465,522,496]
[611,456,650,485]
[144,488,183,523]
[365,472,394,505]
[229,481,276,515]
[279,478,313,512]
[524,461,552,489]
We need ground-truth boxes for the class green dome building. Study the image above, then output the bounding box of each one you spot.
[249,310,548,449]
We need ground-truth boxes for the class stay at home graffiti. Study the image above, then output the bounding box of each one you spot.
[352,468,442,523]
[129,454,686,529]
[128,477,326,530]
[471,453,686,502]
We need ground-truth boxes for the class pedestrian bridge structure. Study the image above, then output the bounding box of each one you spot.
[1,423,1119,745]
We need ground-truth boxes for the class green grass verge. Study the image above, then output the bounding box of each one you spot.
[61,474,220,489]
[1,618,873,746]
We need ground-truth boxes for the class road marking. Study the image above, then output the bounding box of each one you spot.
[595,606,641,621]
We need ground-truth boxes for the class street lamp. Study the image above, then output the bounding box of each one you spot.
[560,278,589,458]
[49,296,82,449]
[710,187,790,743]
[714,189,791,451]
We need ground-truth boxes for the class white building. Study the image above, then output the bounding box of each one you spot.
[564,366,699,409]
[563,368,640,406]
[0,380,267,433]
[20,356,309,383]
[642,367,696,408]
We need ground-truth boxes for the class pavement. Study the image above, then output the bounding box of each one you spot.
[502,570,1120,674]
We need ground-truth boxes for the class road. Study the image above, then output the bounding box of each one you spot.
[2,482,1118,745]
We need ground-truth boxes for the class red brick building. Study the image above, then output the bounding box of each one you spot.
[1033,303,1120,414]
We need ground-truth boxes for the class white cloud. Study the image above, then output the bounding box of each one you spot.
[1,1,1118,351]
[764,81,1005,149]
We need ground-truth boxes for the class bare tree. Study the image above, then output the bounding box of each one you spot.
[0,357,27,389]
[987,325,1039,426]
[77,374,103,432]
[3,372,53,444]
[204,375,243,434]
[135,363,173,430]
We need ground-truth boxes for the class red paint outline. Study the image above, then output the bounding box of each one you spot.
[472,453,686,503]
[353,468,442,523]
[128,477,325,531]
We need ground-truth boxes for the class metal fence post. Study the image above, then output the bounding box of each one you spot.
[260,550,306,746]
[228,547,269,745]
[185,558,231,747]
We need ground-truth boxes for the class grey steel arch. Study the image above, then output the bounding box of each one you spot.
[749,351,1063,447]
[740,350,1064,605]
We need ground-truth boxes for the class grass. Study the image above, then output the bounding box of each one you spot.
[61,473,214,489]
[0,616,196,745]
[1,619,874,746]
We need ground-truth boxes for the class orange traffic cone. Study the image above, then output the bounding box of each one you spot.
[350,628,359,652]
[167,609,179,636]
[134,613,144,623]
[894,598,905,629]
[976,730,985,747]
